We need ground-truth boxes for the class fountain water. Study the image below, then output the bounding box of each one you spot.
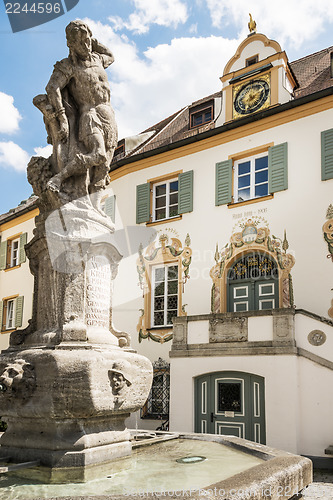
[0,432,312,499]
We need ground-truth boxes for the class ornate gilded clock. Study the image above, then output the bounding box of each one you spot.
[233,74,270,118]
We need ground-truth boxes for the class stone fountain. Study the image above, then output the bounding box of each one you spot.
[0,20,152,481]
[0,21,314,499]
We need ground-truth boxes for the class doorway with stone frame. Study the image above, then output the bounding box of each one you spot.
[195,371,266,444]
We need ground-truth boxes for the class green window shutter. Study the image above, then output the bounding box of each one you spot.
[268,143,288,193]
[0,301,3,331]
[15,296,24,328]
[104,195,116,223]
[0,240,7,270]
[19,232,28,264]
[321,129,333,180]
[136,183,150,224]
[215,160,232,206]
[178,170,193,214]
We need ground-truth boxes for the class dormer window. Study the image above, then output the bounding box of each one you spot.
[246,55,258,67]
[189,101,214,129]
[114,141,125,159]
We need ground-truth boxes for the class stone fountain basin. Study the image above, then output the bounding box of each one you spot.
[0,431,312,499]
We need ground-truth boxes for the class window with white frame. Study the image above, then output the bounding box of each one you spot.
[5,299,15,330]
[10,238,20,268]
[0,233,27,271]
[153,179,178,222]
[152,264,178,327]
[234,153,268,203]
[0,296,24,332]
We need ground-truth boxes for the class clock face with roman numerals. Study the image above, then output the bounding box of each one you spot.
[234,79,270,116]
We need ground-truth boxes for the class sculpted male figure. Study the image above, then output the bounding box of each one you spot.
[44,20,117,194]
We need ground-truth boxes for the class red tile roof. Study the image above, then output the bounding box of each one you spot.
[290,46,333,98]
[112,45,333,164]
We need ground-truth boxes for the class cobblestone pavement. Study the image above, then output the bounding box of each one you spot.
[313,469,333,483]
[301,483,333,499]
[300,470,333,499]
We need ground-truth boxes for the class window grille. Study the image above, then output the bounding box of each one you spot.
[141,358,170,420]
[228,253,278,281]
[152,264,178,327]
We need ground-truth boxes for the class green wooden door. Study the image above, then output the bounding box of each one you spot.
[229,279,278,312]
[227,253,279,312]
[195,371,266,444]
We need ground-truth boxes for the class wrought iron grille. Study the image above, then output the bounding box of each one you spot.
[141,358,170,420]
[218,382,242,412]
[228,253,278,281]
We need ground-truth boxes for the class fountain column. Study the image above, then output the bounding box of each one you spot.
[0,20,152,479]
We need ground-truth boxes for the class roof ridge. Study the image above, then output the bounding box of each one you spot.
[291,45,333,65]
[141,108,186,134]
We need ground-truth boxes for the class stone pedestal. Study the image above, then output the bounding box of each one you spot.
[0,204,152,475]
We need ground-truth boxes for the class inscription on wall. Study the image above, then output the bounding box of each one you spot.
[86,255,111,328]
[232,207,268,220]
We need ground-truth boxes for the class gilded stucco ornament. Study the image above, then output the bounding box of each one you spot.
[137,231,192,343]
[323,204,333,261]
[248,13,257,33]
[328,299,333,320]
[322,205,333,318]
[210,218,295,313]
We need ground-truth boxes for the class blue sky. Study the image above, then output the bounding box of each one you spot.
[1,0,333,214]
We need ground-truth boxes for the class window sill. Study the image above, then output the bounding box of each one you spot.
[148,326,173,331]
[141,415,169,420]
[4,264,21,272]
[146,216,182,226]
[228,194,273,209]
[189,121,211,130]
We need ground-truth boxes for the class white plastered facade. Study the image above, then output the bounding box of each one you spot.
[0,33,332,458]
[0,214,35,351]
[109,35,333,456]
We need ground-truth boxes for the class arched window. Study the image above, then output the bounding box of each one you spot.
[210,220,295,313]
[227,253,279,312]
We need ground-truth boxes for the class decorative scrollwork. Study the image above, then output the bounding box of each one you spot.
[323,205,333,261]
[136,231,192,343]
[210,218,295,312]
[328,299,333,319]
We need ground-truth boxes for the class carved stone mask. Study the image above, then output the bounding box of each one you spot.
[108,361,132,395]
[0,359,36,400]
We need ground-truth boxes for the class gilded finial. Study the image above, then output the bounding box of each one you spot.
[248,13,257,33]
[214,243,220,263]
[326,204,333,219]
[282,230,289,253]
